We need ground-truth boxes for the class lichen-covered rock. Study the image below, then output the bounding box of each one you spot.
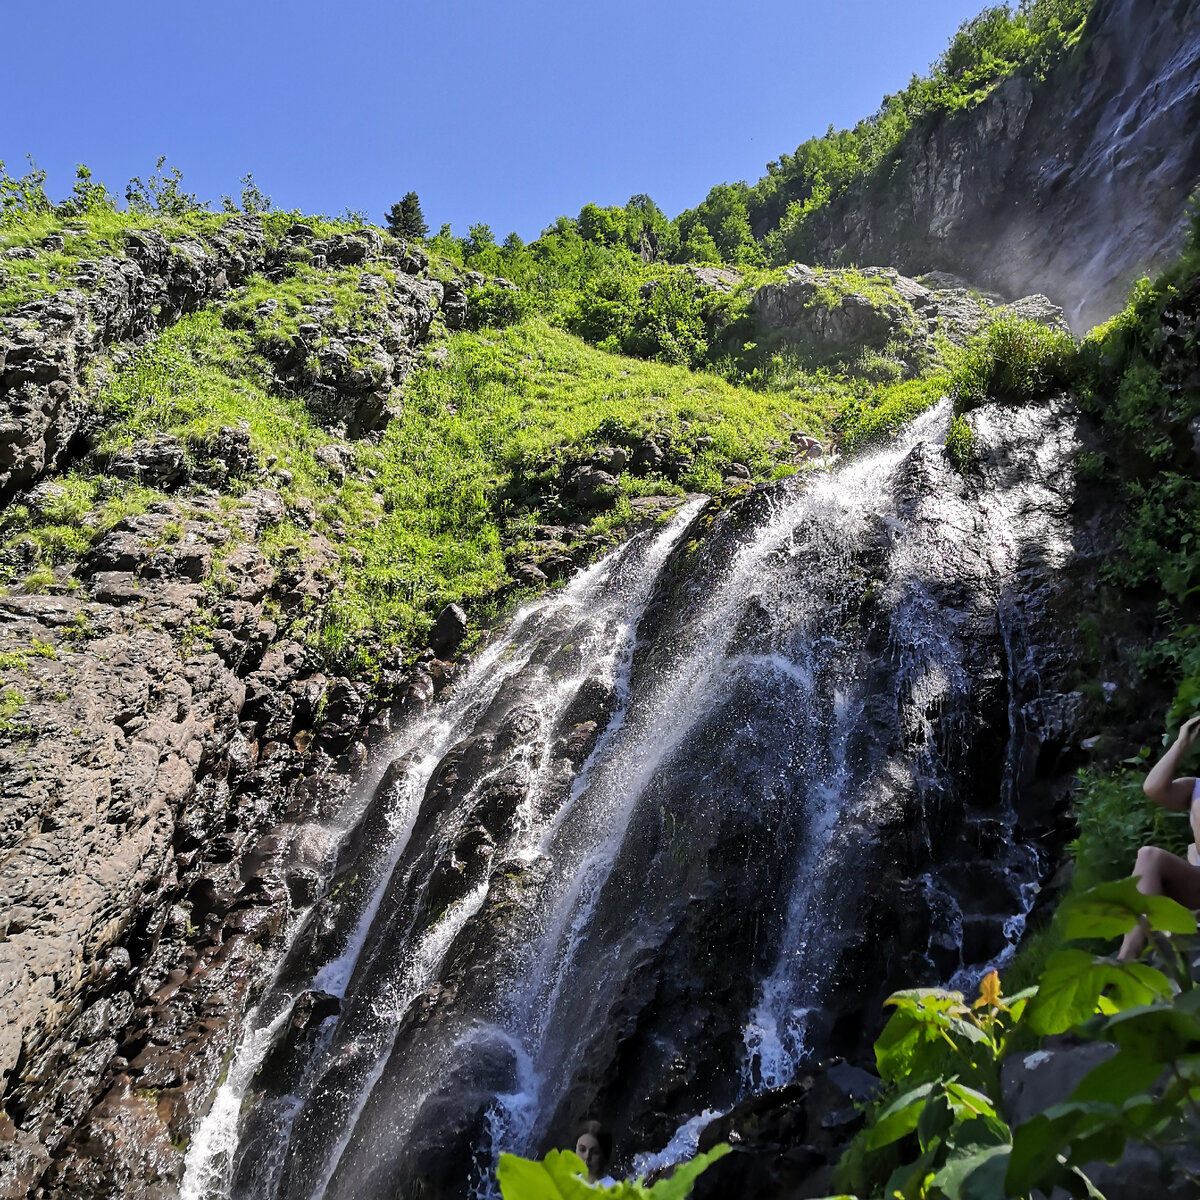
[0,217,267,502]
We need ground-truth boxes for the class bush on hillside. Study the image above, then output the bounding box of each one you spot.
[950,314,1073,410]
[465,282,534,330]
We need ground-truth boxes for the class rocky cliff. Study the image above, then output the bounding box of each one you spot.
[0,221,479,1197]
[795,0,1200,331]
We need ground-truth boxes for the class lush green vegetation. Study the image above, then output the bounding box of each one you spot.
[836,881,1200,1199]
[496,1144,729,1199]
[0,157,370,314]
[3,0,1100,327]
[312,317,842,667]
[951,314,1074,411]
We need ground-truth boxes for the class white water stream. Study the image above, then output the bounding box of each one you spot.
[187,397,1070,1197]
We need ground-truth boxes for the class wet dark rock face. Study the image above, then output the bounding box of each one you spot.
[794,0,1200,331]
[212,394,1150,1200]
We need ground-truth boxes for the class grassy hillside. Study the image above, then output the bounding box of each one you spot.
[3,156,974,681]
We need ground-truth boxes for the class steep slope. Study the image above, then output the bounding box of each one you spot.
[795,0,1200,331]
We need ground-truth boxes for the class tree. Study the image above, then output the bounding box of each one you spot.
[384,191,428,239]
[577,202,626,247]
[465,222,495,257]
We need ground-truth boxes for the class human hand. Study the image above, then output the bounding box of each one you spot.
[1178,713,1200,751]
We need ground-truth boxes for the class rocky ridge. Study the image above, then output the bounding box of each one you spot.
[0,220,479,1198]
[792,0,1200,331]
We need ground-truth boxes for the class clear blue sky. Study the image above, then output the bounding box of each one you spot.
[6,0,986,240]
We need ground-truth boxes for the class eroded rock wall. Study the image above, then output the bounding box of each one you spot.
[0,224,464,1198]
[795,0,1200,330]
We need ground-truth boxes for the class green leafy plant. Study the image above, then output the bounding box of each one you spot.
[0,156,51,226]
[951,316,1074,412]
[841,879,1200,1200]
[496,1144,730,1200]
[125,155,206,217]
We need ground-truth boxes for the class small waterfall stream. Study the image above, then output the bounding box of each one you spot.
[183,397,1078,1199]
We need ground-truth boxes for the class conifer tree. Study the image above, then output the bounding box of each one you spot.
[384,191,428,239]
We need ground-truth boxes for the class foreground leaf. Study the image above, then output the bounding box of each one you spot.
[865,1081,936,1149]
[1026,950,1172,1034]
[1062,877,1197,940]
[931,1143,1010,1200]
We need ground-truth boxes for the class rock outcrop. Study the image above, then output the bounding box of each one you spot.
[0,218,465,1197]
[237,225,446,437]
[792,0,1200,330]
[0,218,267,503]
[752,263,1068,367]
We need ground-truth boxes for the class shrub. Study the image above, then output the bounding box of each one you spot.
[627,274,708,367]
[840,881,1200,1200]
[944,413,976,470]
[124,156,206,217]
[950,315,1074,411]
[465,283,533,330]
[0,156,51,226]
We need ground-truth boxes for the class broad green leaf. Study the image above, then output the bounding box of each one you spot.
[1060,1121,1130,1174]
[865,1081,935,1149]
[497,1150,596,1200]
[644,1143,730,1200]
[1005,1104,1107,1195]
[1026,950,1172,1034]
[930,1143,1010,1200]
[874,1009,947,1083]
[1062,877,1198,940]
[1070,1046,1162,1105]
[498,1145,731,1200]
[1098,1003,1200,1060]
[944,1015,990,1046]
[1024,950,1104,1033]
[1065,1165,1108,1199]
[885,988,968,1015]
[883,1141,939,1200]
[943,1082,999,1120]
[1003,986,1038,1026]
[916,1090,954,1151]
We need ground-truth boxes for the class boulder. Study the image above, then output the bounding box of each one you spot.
[569,464,618,505]
[431,602,468,656]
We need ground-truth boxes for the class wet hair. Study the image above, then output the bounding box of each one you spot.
[574,1120,613,1166]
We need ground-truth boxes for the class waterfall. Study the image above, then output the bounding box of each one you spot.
[184,396,1074,1198]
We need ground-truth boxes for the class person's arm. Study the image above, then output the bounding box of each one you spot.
[1143,713,1200,811]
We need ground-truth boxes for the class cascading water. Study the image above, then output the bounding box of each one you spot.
[184,395,1080,1198]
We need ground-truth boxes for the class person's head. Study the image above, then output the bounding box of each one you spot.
[573,1121,612,1182]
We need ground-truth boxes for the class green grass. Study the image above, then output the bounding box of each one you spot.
[951,313,1074,411]
[316,317,841,666]
[836,374,950,453]
[0,206,237,314]
[96,310,332,475]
